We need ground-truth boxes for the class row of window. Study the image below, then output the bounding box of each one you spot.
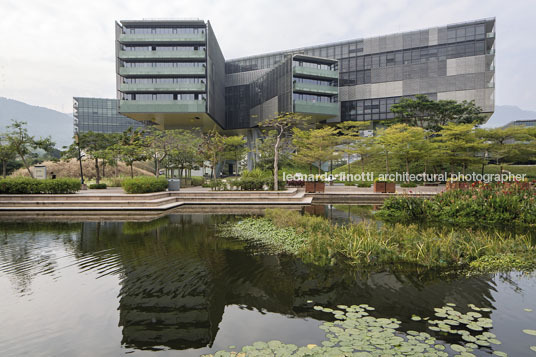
[121,93,206,101]
[121,61,205,68]
[292,60,335,71]
[447,24,487,43]
[293,93,337,103]
[340,70,372,86]
[123,27,205,35]
[340,40,488,72]
[121,45,205,52]
[293,77,336,86]
[122,77,206,84]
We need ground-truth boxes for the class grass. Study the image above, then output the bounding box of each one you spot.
[221,209,536,272]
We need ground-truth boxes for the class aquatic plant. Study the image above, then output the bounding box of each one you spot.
[203,302,528,356]
[378,181,536,227]
[221,209,536,271]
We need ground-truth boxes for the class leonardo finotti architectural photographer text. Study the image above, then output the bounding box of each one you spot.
[283,172,527,183]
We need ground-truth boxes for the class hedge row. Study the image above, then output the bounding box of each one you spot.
[0,178,81,194]
[89,183,107,189]
[121,176,168,194]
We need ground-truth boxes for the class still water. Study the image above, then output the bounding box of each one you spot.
[0,209,535,356]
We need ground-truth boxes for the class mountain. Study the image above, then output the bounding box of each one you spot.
[0,97,73,148]
[483,105,536,128]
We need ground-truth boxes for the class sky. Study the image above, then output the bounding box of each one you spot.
[0,0,534,113]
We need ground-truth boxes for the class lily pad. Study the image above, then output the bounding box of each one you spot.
[451,344,466,352]
[523,329,536,336]
[493,351,508,357]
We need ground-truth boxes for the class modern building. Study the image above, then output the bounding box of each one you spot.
[73,97,145,134]
[115,19,225,130]
[502,119,536,128]
[75,18,495,134]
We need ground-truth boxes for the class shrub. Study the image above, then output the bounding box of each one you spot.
[0,178,81,194]
[400,182,418,188]
[378,181,536,226]
[357,182,372,188]
[209,179,228,191]
[121,176,168,194]
[89,183,107,189]
[191,176,204,186]
[104,177,123,187]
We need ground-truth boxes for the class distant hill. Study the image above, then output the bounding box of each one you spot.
[0,97,73,148]
[483,105,536,128]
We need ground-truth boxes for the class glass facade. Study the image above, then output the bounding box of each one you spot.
[73,97,145,134]
[224,18,495,127]
[106,18,495,131]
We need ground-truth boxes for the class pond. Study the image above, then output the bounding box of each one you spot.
[0,210,535,356]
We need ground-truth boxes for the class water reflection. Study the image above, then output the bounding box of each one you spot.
[0,214,525,355]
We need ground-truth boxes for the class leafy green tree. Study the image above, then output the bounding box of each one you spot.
[0,134,17,178]
[476,126,533,173]
[292,126,341,175]
[6,120,55,178]
[336,121,371,174]
[143,128,168,177]
[434,123,485,175]
[259,113,311,190]
[200,129,225,180]
[253,130,292,172]
[116,127,148,178]
[376,124,427,180]
[223,135,247,176]
[166,129,202,179]
[391,95,484,131]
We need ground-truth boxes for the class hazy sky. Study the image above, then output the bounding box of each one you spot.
[0,0,534,113]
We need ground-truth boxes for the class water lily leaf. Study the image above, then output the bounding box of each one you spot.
[492,351,508,357]
[530,346,536,352]
[411,315,422,321]
[525,308,533,312]
[451,344,466,352]
[523,329,536,336]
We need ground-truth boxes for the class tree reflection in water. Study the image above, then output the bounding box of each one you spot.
[0,214,498,352]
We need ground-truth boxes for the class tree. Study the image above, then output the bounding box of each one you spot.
[434,123,485,175]
[376,124,427,181]
[200,129,225,181]
[0,134,17,178]
[6,120,55,178]
[336,121,371,174]
[390,95,484,131]
[350,135,380,174]
[116,127,148,178]
[259,113,311,190]
[253,130,293,172]
[166,129,202,179]
[292,126,341,175]
[476,126,533,173]
[143,128,168,177]
[223,135,247,176]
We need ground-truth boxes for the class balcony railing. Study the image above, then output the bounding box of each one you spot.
[293,82,338,95]
[119,83,206,92]
[119,100,206,113]
[293,100,339,116]
[293,66,339,80]
[118,50,206,60]
[119,66,206,77]
[119,33,206,44]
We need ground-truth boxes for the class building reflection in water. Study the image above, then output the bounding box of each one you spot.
[0,215,498,351]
